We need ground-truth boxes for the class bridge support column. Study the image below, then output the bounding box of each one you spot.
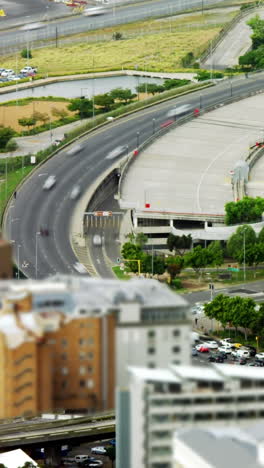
[170,219,173,228]
[45,446,61,466]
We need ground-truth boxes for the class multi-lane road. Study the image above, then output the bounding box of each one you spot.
[5,72,264,279]
[0,0,229,54]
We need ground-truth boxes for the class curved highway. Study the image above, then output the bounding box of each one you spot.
[0,0,227,53]
[6,73,264,279]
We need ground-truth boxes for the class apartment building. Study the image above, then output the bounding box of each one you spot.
[0,238,13,279]
[116,364,264,468]
[0,275,190,418]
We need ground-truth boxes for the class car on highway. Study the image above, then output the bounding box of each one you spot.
[67,144,82,156]
[70,185,81,200]
[255,352,264,360]
[43,175,56,190]
[195,343,209,353]
[20,22,45,30]
[166,103,192,119]
[90,446,107,455]
[73,262,87,274]
[92,234,102,246]
[105,145,127,160]
[83,6,107,15]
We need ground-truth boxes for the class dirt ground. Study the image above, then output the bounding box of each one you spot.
[0,101,74,131]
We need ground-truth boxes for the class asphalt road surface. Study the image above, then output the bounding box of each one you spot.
[6,72,264,279]
[0,0,228,54]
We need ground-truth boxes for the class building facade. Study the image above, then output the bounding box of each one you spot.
[116,364,264,468]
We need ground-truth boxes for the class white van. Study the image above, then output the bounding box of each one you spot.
[166,104,192,119]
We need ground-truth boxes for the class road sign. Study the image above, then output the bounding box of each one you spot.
[0,10,6,17]
[94,211,113,217]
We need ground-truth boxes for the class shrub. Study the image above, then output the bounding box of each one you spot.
[21,48,32,59]
[171,278,182,289]
[112,32,123,40]
[0,126,16,150]
[5,139,18,152]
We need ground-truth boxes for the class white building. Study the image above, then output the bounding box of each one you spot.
[116,364,264,468]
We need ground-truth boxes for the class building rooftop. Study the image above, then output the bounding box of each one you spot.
[128,367,181,383]
[170,364,224,382]
[175,427,262,468]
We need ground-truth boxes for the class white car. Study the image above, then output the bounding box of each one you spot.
[166,104,192,118]
[20,22,45,31]
[92,234,102,246]
[20,66,37,74]
[231,349,250,359]
[255,352,264,360]
[91,446,107,455]
[70,185,81,200]
[43,175,56,190]
[206,341,218,350]
[73,262,87,274]
[83,7,107,16]
[218,345,232,354]
[1,69,15,77]
[219,338,233,348]
[67,144,82,156]
[106,145,127,160]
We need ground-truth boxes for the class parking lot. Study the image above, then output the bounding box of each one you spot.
[61,439,114,468]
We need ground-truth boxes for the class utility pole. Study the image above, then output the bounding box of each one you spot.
[243,229,246,281]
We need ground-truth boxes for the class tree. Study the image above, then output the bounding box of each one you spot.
[207,241,223,267]
[0,126,16,149]
[18,116,37,130]
[167,233,192,256]
[105,446,116,467]
[204,294,231,326]
[68,98,93,118]
[181,52,195,68]
[112,31,122,40]
[51,107,69,120]
[225,197,264,225]
[110,87,137,103]
[183,245,211,276]
[94,93,115,112]
[21,48,32,58]
[32,111,49,125]
[121,242,142,273]
[5,138,18,152]
[125,232,147,247]
[166,256,184,280]
[227,225,257,262]
[258,226,264,243]
[136,83,164,95]
[247,15,264,49]
[163,78,190,89]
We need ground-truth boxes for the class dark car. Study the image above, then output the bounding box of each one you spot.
[238,358,247,365]
[254,359,264,367]
[109,439,116,446]
[208,355,224,363]
[244,346,257,357]
[218,352,228,360]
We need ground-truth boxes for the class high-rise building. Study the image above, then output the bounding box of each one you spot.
[116,364,264,468]
[0,276,190,419]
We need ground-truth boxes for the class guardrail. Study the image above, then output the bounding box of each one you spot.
[118,78,264,208]
[200,5,261,66]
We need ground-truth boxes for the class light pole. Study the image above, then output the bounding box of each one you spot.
[10,217,19,243]
[35,231,40,279]
[230,79,233,97]
[200,94,202,109]
[92,79,96,119]
[17,244,21,279]
[152,118,156,135]
[8,204,15,239]
[243,228,246,281]
[136,131,140,148]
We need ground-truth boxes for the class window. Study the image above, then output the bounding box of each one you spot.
[80,380,85,388]
[148,330,156,338]
[61,381,68,389]
[79,351,86,360]
[79,366,86,375]
[88,351,94,359]
[79,338,85,346]
[88,366,93,374]
[172,346,180,353]
[61,338,68,347]
[173,329,180,337]
[88,337,94,345]
[61,353,67,360]
[61,367,68,375]
[47,339,56,345]
[80,323,85,328]
[87,379,94,389]
[148,347,156,354]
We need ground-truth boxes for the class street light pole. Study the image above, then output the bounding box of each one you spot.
[152,118,156,135]
[35,231,40,279]
[243,229,246,281]
[136,131,140,148]
[17,244,21,279]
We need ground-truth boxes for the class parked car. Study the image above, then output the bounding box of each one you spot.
[231,349,250,359]
[90,446,107,455]
[218,352,228,360]
[208,355,224,363]
[1,69,15,77]
[255,352,264,360]
[218,346,232,354]
[206,341,218,350]
[251,359,264,367]
[75,455,89,463]
[109,439,116,446]
[237,358,247,365]
[20,66,38,74]
[244,345,257,357]
[43,175,56,190]
[192,348,198,357]
[195,343,209,353]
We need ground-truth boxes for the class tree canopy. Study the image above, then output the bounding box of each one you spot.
[225,197,264,225]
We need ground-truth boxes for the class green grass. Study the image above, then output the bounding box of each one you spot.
[112,266,131,280]
[0,165,33,220]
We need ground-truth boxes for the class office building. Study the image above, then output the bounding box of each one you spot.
[0,275,190,418]
[116,364,264,468]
